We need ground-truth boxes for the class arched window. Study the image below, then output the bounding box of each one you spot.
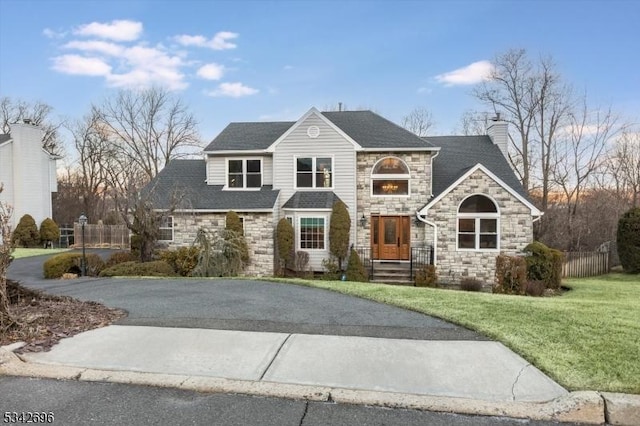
[371,157,410,196]
[457,195,499,250]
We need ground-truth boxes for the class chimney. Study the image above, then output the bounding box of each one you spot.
[487,114,509,159]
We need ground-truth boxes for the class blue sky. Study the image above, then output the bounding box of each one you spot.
[0,0,638,147]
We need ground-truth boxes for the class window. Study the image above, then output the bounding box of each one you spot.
[299,217,325,250]
[296,157,332,188]
[158,216,174,241]
[457,195,499,250]
[227,159,262,189]
[371,157,410,196]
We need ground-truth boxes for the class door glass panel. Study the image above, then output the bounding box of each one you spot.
[372,216,379,244]
[402,217,410,245]
[384,218,397,244]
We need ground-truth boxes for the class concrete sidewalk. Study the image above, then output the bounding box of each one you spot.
[19,325,565,403]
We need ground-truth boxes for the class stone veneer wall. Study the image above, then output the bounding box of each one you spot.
[169,212,275,276]
[428,169,533,288]
[355,152,432,249]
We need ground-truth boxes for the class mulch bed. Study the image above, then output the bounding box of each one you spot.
[1,280,126,354]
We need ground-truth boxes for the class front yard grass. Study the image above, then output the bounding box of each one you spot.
[12,248,70,259]
[269,273,640,394]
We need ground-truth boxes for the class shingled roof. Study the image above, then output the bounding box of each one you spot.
[203,110,436,152]
[204,122,294,151]
[147,159,279,210]
[283,191,343,209]
[0,134,12,144]
[425,135,528,200]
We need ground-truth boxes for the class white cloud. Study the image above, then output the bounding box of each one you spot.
[63,40,125,56]
[435,60,494,86]
[197,63,225,80]
[74,20,143,42]
[43,28,66,39]
[52,55,112,76]
[205,82,258,98]
[174,31,238,50]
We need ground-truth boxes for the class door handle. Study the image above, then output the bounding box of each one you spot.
[397,237,400,247]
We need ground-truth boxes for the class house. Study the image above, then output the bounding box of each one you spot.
[148,107,542,286]
[0,120,59,230]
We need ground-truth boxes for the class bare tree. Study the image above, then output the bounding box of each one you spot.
[0,184,16,332]
[610,131,640,207]
[0,97,64,156]
[456,110,488,136]
[551,101,620,249]
[93,87,201,181]
[401,107,435,136]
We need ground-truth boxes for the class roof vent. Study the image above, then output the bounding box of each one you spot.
[307,125,320,138]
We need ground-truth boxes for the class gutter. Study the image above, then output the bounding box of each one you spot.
[415,211,437,266]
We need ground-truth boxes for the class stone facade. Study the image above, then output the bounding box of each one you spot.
[169,212,275,276]
[426,169,533,288]
[355,152,432,249]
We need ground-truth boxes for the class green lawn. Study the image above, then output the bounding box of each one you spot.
[268,274,640,394]
[12,248,70,259]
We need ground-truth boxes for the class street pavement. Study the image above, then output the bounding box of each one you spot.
[2,250,592,424]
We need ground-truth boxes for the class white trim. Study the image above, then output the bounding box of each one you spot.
[298,214,328,251]
[428,149,440,197]
[419,163,542,216]
[204,149,269,155]
[415,212,437,266]
[158,216,174,242]
[266,107,362,153]
[455,194,500,252]
[224,157,263,190]
[363,147,440,152]
[293,155,335,190]
[0,138,13,149]
[283,208,333,212]
[167,208,274,213]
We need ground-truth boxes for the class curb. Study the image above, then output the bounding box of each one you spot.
[3,348,632,424]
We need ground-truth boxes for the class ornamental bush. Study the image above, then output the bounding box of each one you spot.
[276,218,294,271]
[43,252,105,278]
[329,201,350,270]
[345,248,368,282]
[105,251,138,268]
[99,260,176,277]
[617,207,640,273]
[39,218,60,247]
[415,264,437,287]
[524,241,564,289]
[225,211,249,266]
[12,214,39,247]
[460,277,483,292]
[159,246,200,276]
[494,255,527,294]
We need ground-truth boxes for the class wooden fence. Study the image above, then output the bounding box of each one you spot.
[74,224,130,249]
[562,251,609,278]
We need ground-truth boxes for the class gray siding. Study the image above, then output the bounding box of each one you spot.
[274,112,357,270]
[207,155,273,186]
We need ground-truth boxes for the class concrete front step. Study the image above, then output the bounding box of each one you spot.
[370,279,415,286]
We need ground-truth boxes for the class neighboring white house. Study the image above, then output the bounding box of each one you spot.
[0,120,59,229]
[147,107,542,287]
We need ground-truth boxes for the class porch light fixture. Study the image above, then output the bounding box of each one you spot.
[78,213,88,277]
[360,214,367,228]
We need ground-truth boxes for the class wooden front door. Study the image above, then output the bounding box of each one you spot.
[371,215,410,260]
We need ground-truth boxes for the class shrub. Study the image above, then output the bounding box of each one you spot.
[225,211,249,266]
[617,207,640,273]
[159,246,200,276]
[295,251,310,275]
[105,251,138,268]
[130,234,142,258]
[39,218,60,247]
[99,261,176,277]
[43,252,105,278]
[329,201,350,270]
[494,255,527,294]
[276,218,294,270]
[460,277,483,292]
[524,280,546,297]
[321,256,340,280]
[190,228,246,277]
[12,214,39,247]
[415,264,437,287]
[345,249,368,282]
[524,241,565,289]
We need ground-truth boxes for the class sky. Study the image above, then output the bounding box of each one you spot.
[0,0,638,155]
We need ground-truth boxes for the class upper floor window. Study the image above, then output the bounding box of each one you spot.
[371,157,410,196]
[296,157,332,189]
[457,195,499,250]
[228,159,261,189]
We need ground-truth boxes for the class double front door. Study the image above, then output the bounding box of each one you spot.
[371,215,410,260]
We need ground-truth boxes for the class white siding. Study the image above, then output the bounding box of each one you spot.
[273,112,357,270]
[207,155,273,186]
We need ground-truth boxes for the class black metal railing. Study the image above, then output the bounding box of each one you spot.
[410,246,434,281]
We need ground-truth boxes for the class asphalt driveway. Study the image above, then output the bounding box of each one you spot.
[8,250,486,341]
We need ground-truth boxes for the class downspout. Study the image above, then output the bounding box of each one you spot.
[415,211,437,266]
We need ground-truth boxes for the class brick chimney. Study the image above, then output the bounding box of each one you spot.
[487,113,509,159]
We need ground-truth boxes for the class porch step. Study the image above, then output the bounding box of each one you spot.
[369,262,413,285]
